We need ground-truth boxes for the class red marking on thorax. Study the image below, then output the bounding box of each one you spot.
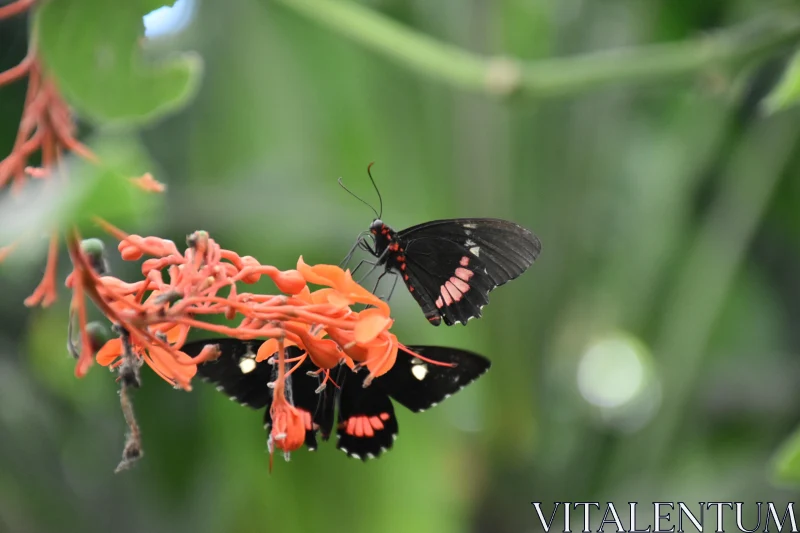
[460,256,470,267]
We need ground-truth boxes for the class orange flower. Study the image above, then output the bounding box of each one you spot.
[297,257,389,315]
[96,325,197,388]
[324,312,399,381]
[269,388,307,456]
[296,329,343,369]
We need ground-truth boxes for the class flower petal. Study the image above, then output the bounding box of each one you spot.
[326,290,351,310]
[147,345,197,386]
[296,257,348,287]
[96,338,122,366]
[298,331,342,369]
[354,309,393,344]
[364,334,399,379]
[256,338,279,362]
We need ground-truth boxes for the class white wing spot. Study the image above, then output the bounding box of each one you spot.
[463,223,478,229]
[465,239,476,247]
[411,363,429,381]
[470,246,481,256]
[238,357,257,374]
[351,453,361,460]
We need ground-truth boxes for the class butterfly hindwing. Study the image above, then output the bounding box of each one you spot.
[400,237,496,326]
[334,366,399,461]
[399,218,540,286]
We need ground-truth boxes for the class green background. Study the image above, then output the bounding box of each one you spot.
[3,0,800,532]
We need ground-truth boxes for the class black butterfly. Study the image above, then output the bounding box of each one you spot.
[182,337,491,460]
[340,165,542,326]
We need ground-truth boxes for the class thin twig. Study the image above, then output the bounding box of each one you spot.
[272,1,800,98]
[115,328,143,473]
[114,381,143,473]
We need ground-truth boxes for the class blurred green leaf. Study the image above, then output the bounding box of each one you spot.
[763,48,800,114]
[0,133,161,254]
[35,0,202,126]
[771,424,800,485]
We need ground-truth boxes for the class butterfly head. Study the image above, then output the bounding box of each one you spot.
[369,219,385,235]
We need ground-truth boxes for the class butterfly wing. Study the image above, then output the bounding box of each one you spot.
[380,345,491,412]
[333,366,399,461]
[181,338,274,409]
[180,338,327,451]
[397,218,541,325]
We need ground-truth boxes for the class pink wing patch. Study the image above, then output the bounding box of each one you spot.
[435,261,475,309]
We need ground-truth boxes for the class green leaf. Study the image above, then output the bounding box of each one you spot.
[0,133,162,261]
[771,423,800,486]
[763,48,800,114]
[35,0,202,126]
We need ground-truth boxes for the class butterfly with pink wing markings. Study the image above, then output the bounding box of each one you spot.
[181,337,491,460]
[352,217,541,326]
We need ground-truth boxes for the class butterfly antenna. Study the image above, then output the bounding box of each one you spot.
[366,161,383,219]
[338,177,379,219]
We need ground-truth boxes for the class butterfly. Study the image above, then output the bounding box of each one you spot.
[182,337,491,460]
[339,166,541,326]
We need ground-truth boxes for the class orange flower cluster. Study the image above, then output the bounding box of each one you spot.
[67,220,405,465]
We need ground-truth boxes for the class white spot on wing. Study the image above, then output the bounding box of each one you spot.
[470,246,480,256]
[238,357,257,374]
[463,223,478,229]
[411,363,429,381]
[465,239,476,247]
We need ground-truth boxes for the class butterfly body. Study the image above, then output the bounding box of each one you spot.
[182,338,491,461]
[366,217,541,326]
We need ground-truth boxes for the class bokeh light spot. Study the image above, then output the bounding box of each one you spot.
[143,0,195,39]
[578,334,646,408]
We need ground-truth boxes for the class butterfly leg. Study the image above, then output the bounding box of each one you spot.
[339,231,371,268]
[384,271,400,302]
[371,269,400,302]
[353,247,390,283]
[350,259,378,278]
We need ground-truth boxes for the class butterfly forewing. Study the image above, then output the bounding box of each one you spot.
[180,338,328,449]
[379,345,491,412]
[182,338,274,409]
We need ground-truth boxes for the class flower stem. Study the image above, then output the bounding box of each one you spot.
[272,0,800,98]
